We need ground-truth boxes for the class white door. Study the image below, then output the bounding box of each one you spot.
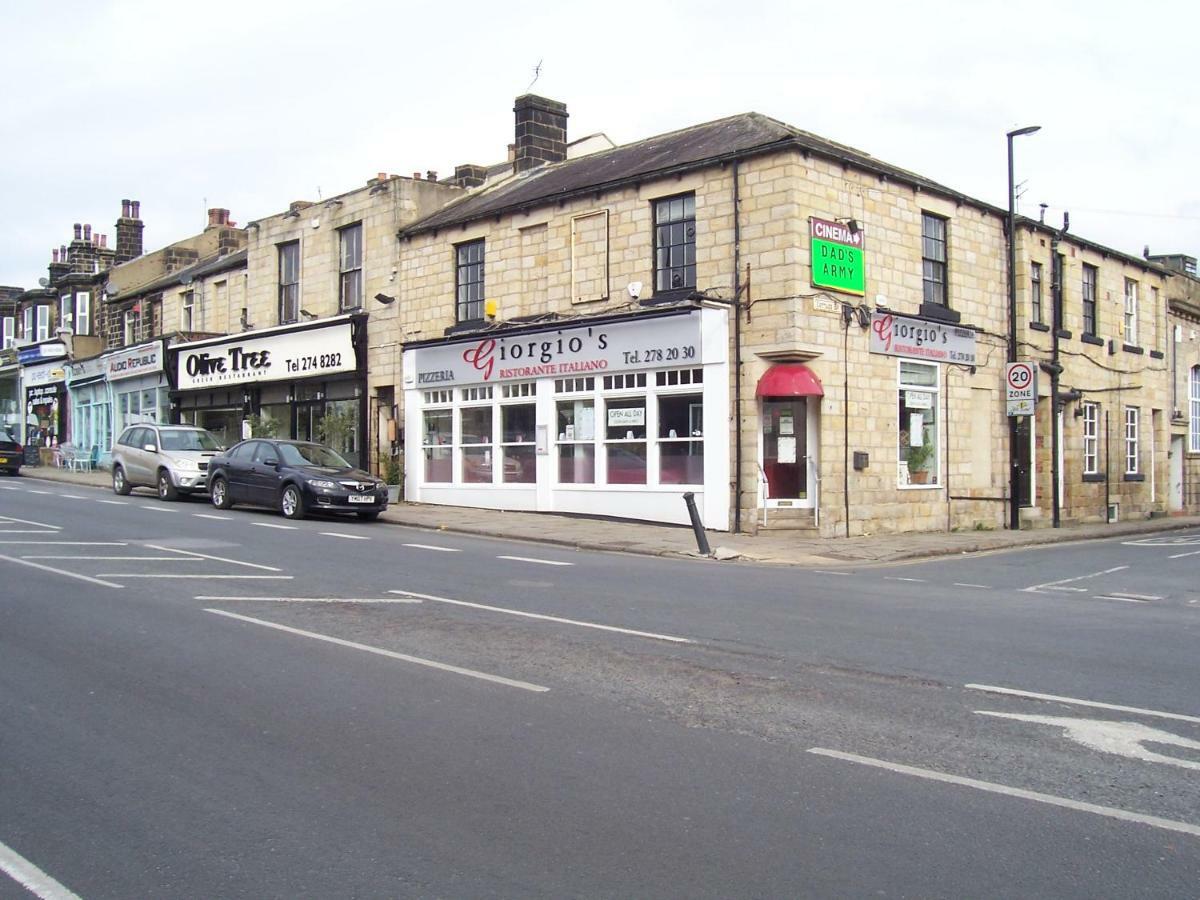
[1169,436,1184,512]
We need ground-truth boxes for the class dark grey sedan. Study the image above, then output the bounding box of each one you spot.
[207,439,388,521]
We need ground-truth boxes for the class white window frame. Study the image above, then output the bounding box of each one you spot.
[1189,366,1200,454]
[181,290,194,332]
[1124,406,1139,475]
[76,292,91,336]
[2,315,13,349]
[22,306,33,341]
[1124,279,1138,346]
[1082,402,1099,475]
[898,360,940,489]
[59,295,73,330]
[124,308,138,346]
[36,305,50,342]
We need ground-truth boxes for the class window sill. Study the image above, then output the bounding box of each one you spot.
[1122,344,1145,355]
[1123,472,1145,482]
[918,302,961,324]
[1080,333,1104,347]
[1082,473,1106,483]
[1029,322,1051,333]
[1150,350,1165,360]
[898,483,941,490]
[1055,328,1073,339]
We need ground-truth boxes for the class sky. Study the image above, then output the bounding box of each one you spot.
[2,0,1197,289]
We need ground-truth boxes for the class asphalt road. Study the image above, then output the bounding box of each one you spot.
[2,474,1198,898]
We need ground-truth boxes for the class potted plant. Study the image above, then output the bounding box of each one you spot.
[383,455,402,503]
[906,441,934,484]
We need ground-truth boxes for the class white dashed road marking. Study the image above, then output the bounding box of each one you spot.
[496,555,574,567]
[964,684,1200,725]
[205,608,549,693]
[193,513,233,521]
[1169,550,1200,559]
[57,494,85,499]
[253,522,296,530]
[197,595,422,604]
[953,583,991,589]
[885,576,925,583]
[99,574,293,580]
[96,499,127,505]
[807,748,1200,839]
[388,589,691,643]
[139,505,176,513]
[0,837,82,900]
[402,543,461,552]
[320,532,370,540]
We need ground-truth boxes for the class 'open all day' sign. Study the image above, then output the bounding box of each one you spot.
[810,216,865,296]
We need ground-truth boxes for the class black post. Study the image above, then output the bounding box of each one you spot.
[683,492,712,557]
[1006,125,1041,531]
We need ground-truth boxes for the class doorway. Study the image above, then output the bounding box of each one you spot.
[1169,435,1184,512]
[761,398,809,504]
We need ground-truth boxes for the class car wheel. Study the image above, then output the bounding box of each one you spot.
[157,469,179,501]
[210,476,234,509]
[356,511,381,521]
[113,465,132,495]
[280,484,305,520]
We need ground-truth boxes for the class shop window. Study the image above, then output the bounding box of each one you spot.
[279,241,300,324]
[422,408,452,482]
[455,239,485,323]
[658,393,703,484]
[501,402,536,483]
[462,386,492,402]
[655,368,702,387]
[605,396,647,484]
[1082,402,1099,475]
[339,223,363,311]
[653,193,696,294]
[603,373,646,391]
[460,404,494,483]
[555,377,594,393]
[1124,406,1139,475]
[898,360,939,487]
[424,389,451,405]
[556,398,595,484]
[502,382,534,398]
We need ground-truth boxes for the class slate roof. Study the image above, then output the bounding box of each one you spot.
[113,248,247,299]
[400,112,987,237]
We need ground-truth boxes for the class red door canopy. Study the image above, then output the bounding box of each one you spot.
[755,364,824,398]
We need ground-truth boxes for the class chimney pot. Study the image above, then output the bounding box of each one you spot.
[131,200,140,219]
[426,170,437,181]
[83,224,92,242]
[73,223,82,240]
[413,172,421,180]
[52,249,59,263]
[100,234,108,248]
[121,199,131,218]
[377,171,387,182]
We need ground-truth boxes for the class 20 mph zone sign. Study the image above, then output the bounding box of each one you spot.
[1005,362,1037,416]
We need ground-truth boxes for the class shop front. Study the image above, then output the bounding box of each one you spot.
[21,355,68,466]
[66,354,110,458]
[106,340,168,438]
[756,363,824,514]
[171,315,368,465]
[0,353,18,430]
[403,305,730,528]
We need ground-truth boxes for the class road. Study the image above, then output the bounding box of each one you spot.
[2,474,1198,898]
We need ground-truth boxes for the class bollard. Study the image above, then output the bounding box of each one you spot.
[682,492,712,557]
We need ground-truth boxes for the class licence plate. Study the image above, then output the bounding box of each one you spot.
[0,457,8,464]
[348,495,375,504]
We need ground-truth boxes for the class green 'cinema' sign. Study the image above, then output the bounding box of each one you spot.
[810,216,865,296]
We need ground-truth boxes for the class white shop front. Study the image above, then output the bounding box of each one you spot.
[403,305,730,528]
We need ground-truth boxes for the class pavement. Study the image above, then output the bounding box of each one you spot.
[13,463,1200,567]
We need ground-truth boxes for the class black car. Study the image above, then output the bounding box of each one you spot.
[0,424,23,475]
[207,439,388,521]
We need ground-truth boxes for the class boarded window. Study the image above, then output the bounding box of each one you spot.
[571,210,609,304]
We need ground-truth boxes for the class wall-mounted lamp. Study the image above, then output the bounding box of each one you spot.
[835,217,860,235]
[374,293,396,305]
[299,309,317,320]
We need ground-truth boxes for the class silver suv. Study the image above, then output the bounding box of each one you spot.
[112,424,225,500]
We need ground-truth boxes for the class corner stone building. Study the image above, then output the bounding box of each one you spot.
[370,96,1178,537]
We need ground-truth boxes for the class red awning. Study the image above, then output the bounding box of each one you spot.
[755,363,824,398]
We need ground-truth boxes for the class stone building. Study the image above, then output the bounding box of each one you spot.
[379,95,1183,536]
[166,173,461,469]
[1156,254,1200,514]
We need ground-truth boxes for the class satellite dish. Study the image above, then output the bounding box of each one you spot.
[38,277,49,287]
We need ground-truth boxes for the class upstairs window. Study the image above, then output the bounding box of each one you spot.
[1123,278,1138,345]
[59,294,73,331]
[2,315,13,349]
[278,241,300,324]
[653,193,696,294]
[181,290,194,332]
[1124,406,1139,475]
[123,308,138,345]
[339,223,363,311]
[921,213,948,306]
[455,239,485,322]
[1030,262,1043,324]
[76,292,91,336]
[36,305,50,342]
[1081,264,1097,336]
[1082,402,1099,475]
[1190,366,1200,454]
[23,306,33,341]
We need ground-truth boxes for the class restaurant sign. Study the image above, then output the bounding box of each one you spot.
[869,312,976,366]
[407,311,702,389]
[176,321,356,390]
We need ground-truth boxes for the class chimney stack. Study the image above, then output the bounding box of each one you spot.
[115,198,145,264]
[207,207,231,229]
[513,95,568,174]
[453,164,488,189]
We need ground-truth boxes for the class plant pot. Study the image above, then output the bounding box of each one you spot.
[909,470,929,485]
[387,484,402,503]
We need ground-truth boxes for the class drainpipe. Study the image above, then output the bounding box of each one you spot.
[732,159,743,534]
[1049,213,1069,528]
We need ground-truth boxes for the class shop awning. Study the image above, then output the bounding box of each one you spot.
[755,363,824,398]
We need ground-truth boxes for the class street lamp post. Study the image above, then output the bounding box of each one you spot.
[1006,125,1040,531]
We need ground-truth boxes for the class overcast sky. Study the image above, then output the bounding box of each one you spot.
[3,0,1197,289]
